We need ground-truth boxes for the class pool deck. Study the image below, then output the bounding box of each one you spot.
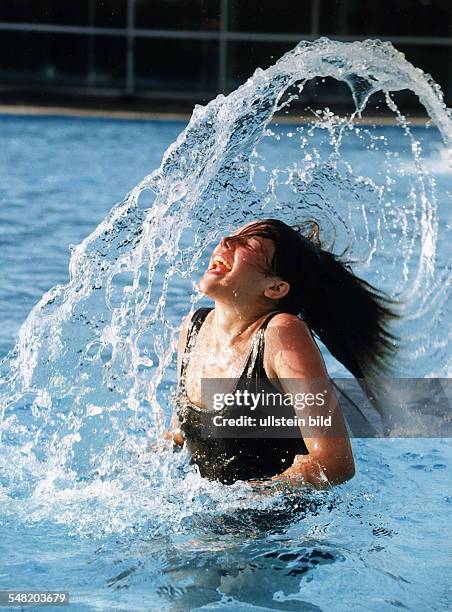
[0,104,431,125]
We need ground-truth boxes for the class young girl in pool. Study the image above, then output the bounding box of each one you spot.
[171,219,397,488]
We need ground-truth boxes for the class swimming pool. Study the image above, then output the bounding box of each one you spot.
[0,112,450,611]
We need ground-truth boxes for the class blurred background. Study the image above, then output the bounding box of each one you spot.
[0,0,450,114]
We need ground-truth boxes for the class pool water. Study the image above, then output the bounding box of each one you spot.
[0,115,451,611]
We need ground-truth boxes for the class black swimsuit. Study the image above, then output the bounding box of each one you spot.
[176,308,308,485]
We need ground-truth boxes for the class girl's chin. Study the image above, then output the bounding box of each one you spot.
[198,275,229,296]
[198,278,218,294]
[197,277,214,294]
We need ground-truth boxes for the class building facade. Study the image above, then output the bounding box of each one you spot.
[0,0,450,108]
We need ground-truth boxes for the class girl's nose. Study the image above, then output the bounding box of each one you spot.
[220,235,232,249]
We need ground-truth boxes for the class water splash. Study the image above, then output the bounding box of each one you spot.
[0,38,450,535]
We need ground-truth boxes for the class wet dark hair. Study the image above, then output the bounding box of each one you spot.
[227,218,399,378]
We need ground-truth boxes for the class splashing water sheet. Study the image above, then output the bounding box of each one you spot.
[0,39,451,610]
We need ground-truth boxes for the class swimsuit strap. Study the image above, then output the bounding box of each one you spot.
[179,307,213,388]
[241,310,284,380]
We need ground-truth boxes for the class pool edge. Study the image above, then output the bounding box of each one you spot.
[0,104,432,125]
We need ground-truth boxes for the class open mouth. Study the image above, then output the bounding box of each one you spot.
[208,256,233,274]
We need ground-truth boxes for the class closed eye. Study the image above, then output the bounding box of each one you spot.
[228,234,260,250]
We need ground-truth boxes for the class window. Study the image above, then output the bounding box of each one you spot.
[0,0,91,27]
[135,39,218,93]
[135,0,220,31]
[319,0,451,37]
[0,32,89,85]
[229,0,312,33]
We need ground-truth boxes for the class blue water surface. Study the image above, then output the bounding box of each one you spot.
[0,115,451,611]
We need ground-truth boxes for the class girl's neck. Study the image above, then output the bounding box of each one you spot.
[209,302,277,348]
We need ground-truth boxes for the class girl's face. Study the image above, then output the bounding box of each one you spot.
[198,222,279,303]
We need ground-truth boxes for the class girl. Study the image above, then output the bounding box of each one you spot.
[171,219,397,488]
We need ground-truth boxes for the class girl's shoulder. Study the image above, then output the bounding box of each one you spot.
[264,312,317,354]
[264,312,326,378]
[266,312,309,330]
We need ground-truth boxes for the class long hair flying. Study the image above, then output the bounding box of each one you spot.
[228,218,399,378]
